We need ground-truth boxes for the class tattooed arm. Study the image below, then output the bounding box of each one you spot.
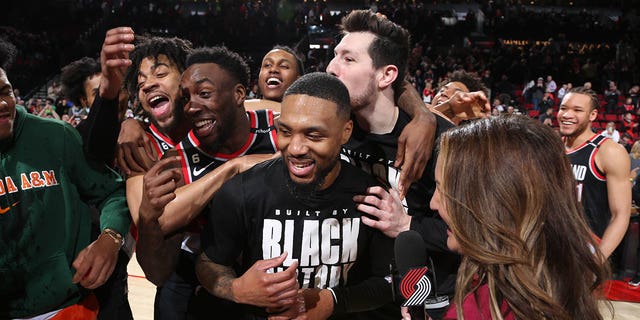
[195,252,299,308]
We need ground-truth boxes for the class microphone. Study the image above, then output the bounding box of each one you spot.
[394,230,450,319]
[394,230,430,319]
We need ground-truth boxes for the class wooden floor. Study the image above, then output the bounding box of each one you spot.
[126,253,640,319]
[127,253,154,320]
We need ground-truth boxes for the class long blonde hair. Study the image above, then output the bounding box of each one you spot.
[630,141,640,159]
[438,115,608,320]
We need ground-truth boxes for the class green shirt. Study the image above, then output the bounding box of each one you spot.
[0,106,130,318]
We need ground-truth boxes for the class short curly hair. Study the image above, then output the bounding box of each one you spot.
[186,46,250,89]
[448,70,488,96]
[123,35,193,98]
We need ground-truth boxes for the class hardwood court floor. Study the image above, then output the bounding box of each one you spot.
[126,253,640,320]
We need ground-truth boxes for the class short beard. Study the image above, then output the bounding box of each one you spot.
[282,156,338,204]
[349,80,377,111]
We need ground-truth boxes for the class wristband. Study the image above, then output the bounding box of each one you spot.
[102,228,123,247]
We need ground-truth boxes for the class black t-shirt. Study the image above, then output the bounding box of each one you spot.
[202,158,396,319]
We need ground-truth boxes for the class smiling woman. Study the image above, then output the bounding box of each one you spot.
[432,115,610,320]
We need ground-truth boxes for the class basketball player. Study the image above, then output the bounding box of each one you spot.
[136,46,279,319]
[196,72,396,319]
[559,86,630,261]
[327,10,459,319]
[244,45,303,112]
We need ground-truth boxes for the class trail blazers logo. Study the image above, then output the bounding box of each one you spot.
[400,267,432,307]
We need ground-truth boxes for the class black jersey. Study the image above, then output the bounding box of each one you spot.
[146,123,179,158]
[176,109,278,185]
[566,134,610,238]
[341,110,452,218]
[202,158,396,319]
[174,109,277,253]
[340,110,459,306]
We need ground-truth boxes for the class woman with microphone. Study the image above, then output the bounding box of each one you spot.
[430,115,609,320]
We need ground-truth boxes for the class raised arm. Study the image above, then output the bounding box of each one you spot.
[432,90,490,125]
[598,140,632,259]
[77,27,135,165]
[395,80,436,198]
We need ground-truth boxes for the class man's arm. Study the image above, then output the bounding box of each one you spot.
[62,124,131,289]
[195,252,299,308]
[76,27,135,166]
[197,177,300,311]
[126,153,276,232]
[134,156,184,285]
[395,80,436,198]
[117,119,157,176]
[598,140,632,259]
[432,91,490,125]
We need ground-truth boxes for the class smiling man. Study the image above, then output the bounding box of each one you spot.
[244,45,304,113]
[559,86,630,263]
[326,11,460,319]
[196,72,395,319]
[134,46,279,319]
[258,46,303,102]
[122,35,193,163]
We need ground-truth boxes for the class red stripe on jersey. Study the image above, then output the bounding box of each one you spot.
[268,109,279,150]
[186,129,199,147]
[589,136,607,181]
[211,111,258,160]
[176,145,192,185]
[146,132,163,158]
[564,135,592,154]
[149,123,178,146]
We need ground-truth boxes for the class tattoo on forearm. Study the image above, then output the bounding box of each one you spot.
[196,254,237,302]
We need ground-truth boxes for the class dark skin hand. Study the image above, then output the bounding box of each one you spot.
[395,80,437,199]
[72,232,121,289]
[117,118,157,176]
[231,253,300,308]
[135,155,184,285]
[138,156,183,220]
[99,26,135,100]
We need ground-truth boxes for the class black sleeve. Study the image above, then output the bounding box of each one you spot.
[330,227,394,315]
[202,176,247,266]
[410,215,449,252]
[75,95,120,166]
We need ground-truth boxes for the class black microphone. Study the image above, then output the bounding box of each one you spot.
[395,230,451,319]
[394,230,430,319]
